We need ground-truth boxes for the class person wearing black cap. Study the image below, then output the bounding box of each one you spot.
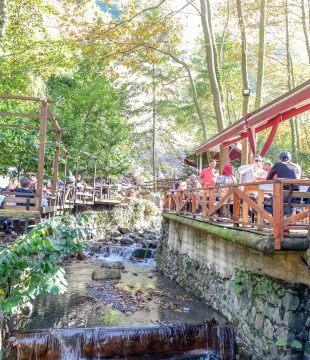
[265,151,301,215]
[266,151,301,182]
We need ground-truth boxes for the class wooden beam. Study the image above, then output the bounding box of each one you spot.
[0,123,55,132]
[47,106,61,132]
[51,131,62,195]
[35,100,48,211]
[259,115,281,157]
[0,111,40,119]
[0,95,55,103]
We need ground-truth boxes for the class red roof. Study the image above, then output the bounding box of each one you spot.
[196,80,310,155]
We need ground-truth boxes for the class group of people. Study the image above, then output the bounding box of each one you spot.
[173,151,301,192]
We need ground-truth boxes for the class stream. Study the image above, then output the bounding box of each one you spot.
[5,238,235,359]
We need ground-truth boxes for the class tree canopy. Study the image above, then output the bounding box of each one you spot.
[0,0,309,178]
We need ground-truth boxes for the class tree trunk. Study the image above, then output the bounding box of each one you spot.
[199,0,228,169]
[255,0,268,109]
[285,0,298,161]
[0,0,8,51]
[301,0,310,63]
[236,0,250,164]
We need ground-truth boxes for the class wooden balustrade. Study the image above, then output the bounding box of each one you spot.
[163,179,310,250]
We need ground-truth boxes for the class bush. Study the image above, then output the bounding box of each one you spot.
[0,215,90,314]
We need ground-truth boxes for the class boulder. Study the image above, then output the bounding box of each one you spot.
[92,269,121,281]
[120,237,135,245]
[142,240,157,249]
[131,248,153,259]
[119,227,131,235]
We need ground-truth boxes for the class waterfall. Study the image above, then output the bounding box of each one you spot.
[9,323,235,359]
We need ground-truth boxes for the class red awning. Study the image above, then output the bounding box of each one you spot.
[196,80,310,156]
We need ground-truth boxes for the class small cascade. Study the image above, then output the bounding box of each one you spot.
[9,323,235,360]
[89,244,156,261]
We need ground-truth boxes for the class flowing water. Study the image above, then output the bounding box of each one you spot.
[5,244,235,359]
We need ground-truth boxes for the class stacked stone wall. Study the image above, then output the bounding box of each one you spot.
[157,217,310,359]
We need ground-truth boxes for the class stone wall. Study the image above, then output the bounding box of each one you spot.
[156,215,310,359]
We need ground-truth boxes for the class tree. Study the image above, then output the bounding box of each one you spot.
[199,0,228,167]
[48,61,132,178]
[236,0,250,164]
[0,0,7,50]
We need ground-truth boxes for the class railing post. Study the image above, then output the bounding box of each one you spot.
[192,190,197,217]
[273,181,283,250]
[201,189,207,220]
[163,192,168,210]
[35,100,47,211]
[209,189,214,221]
[233,188,239,227]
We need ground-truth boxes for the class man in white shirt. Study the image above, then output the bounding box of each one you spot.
[238,154,266,183]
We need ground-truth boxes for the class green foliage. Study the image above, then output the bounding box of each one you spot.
[291,340,303,350]
[47,62,132,177]
[276,338,303,351]
[94,198,160,236]
[254,279,273,296]
[230,270,248,295]
[276,338,287,347]
[0,215,90,314]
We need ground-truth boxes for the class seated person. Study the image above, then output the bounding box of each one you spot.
[265,151,301,215]
[238,155,266,183]
[263,161,273,175]
[266,151,301,185]
[8,178,19,192]
[76,174,87,189]
[15,178,35,206]
[27,172,37,191]
[186,174,201,190]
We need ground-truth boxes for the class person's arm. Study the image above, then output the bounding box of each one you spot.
[266,164,277,180]
[238,164,255,175]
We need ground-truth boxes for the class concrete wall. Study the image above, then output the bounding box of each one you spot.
[157,215,310,359]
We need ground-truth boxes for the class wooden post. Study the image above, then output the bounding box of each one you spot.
[62,154,68,209]
[201,190,207,219]
[93,158,97,203]
[273,181,283,250]
[35,100,48,212]
[209,189,214,220]
[233,189,239,227]
[192,191,197,217]
[163,192,168,210]
[51,131,61,196]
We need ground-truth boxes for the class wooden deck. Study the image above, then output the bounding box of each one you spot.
[0,184,120,232]
[163,179,310,251]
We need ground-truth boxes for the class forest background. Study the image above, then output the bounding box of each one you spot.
[0,0,309,181]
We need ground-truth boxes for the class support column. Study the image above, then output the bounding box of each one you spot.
[51,131,61,196]
[35,100,47,211]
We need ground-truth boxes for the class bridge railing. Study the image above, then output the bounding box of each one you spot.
[163,179,310,250]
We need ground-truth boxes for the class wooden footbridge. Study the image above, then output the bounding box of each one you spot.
[0,95,120,231]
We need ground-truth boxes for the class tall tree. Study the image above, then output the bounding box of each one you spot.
[0,0,7,50]
[284,0,298,160]
[199,0,228,167]
[236,0,250,164]
[301,0,310,63]
[254,0,268,109]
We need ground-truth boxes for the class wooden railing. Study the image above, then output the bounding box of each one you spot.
[163,179,310,250]
[144,179,177,192]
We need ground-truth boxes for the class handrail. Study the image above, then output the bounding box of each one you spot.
[163,179,310,250]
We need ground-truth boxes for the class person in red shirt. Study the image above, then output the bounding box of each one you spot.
[199,160,217,188]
